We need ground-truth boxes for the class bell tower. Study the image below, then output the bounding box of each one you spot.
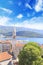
[12,25,17,58]
[12,25,16,49]
[13,25,16,39]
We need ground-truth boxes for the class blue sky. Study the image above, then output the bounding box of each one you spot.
[0,0,43,30]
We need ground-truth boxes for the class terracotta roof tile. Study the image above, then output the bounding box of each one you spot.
[0,40,11,44]
[15,43,25,47]
[41,45,43,48]
[5,40,11,44]
[0,52,12,62]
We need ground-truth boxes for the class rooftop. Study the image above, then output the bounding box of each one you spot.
[0,40,11,44]
[41,45,43,49]
[0,52,12,62]
[15,43,25,47]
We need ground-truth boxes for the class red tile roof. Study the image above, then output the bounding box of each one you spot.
[0,40,11,44]
[15,43,25,47]
[0,52,12,62]
[41,45,43,48]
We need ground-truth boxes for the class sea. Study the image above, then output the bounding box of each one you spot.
[0,37,43,44]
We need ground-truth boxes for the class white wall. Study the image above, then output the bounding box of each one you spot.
[0,58,13,65]
[0,44,2,52]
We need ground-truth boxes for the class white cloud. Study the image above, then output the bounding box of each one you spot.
[15,22,43,30]
[35,0,43,12]
[0,16,12,26]
[0,15,43,30]
[15,16,43,30]
[17,14,23,19]
[29,16,43,23]
[0,7,13,14]
[25,3,32,9]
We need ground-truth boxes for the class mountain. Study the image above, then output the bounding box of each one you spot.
[0,26,43,37]
[16,27,43,34]
[16,31,43,38]
[0,25,13,34]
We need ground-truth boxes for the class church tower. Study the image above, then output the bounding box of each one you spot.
[13,25,16,39]
[11,25,16,50]
[12,25,17,58]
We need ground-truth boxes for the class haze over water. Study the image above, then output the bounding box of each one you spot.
[0,37,43,44]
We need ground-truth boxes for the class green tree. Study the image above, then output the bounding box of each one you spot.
[18,42,42,65]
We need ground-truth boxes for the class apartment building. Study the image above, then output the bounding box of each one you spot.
[0,40,12,53]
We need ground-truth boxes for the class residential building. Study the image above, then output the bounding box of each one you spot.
[0,40,12,53]
[13,43,25,58]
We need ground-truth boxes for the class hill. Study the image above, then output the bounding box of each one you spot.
[0,26,43,38]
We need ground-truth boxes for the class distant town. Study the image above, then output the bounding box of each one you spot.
[0,26,43,65]
[0,26,27,65]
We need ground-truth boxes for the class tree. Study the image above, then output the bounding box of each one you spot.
[18,42,42,65]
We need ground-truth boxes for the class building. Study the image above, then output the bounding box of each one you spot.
[11,26,16,59]
[41,45,43,49]
[13,43,25,58]
[11,26,16,51]
[0,52,13,65]
[0,40,12,53]
[13,58,19,65]
[12,26,16,39]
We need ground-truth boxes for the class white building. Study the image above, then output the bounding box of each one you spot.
[14,43,24,58]
[0,40,12,53]
[0,52,13,65]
